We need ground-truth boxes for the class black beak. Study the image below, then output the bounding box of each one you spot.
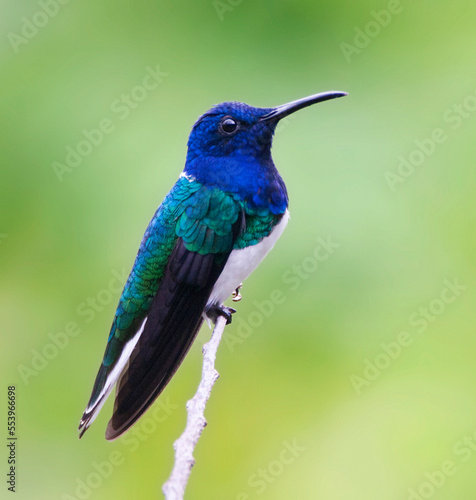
[260,91,347,122]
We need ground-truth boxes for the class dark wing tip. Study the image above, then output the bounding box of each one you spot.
[105,419,123,441]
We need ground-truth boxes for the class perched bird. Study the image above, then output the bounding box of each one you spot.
[79,90,347,440]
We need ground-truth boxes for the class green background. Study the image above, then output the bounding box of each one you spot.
[2,0,476,498]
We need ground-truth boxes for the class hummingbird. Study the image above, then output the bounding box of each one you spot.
[78,90,347,440]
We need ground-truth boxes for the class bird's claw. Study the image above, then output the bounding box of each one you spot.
[219,306,236,325]
[208,305,236,325]
[232,283,243,302]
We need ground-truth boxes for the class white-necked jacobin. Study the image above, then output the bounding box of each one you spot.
[79,90,347,440]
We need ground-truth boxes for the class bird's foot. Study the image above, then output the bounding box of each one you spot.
[232,283,243,302]
[207,305,236,325]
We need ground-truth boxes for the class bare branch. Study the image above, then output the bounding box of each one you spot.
[162,314,228,499]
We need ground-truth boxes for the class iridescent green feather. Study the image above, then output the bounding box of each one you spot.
[234,207,280,249]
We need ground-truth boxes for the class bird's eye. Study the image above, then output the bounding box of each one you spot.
[219,116,238,135]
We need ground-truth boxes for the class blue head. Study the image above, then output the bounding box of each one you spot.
[184,91,347,213]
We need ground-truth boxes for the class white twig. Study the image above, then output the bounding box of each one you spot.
[162,314,228,499]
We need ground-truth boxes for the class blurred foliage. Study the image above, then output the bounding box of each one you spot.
[2,0,476,498]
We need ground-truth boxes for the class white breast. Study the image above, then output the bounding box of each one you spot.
[207,210,289,308]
